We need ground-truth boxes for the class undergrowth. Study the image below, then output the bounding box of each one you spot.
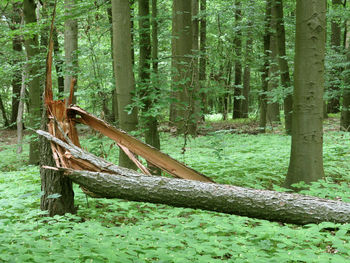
[0,126,350,262]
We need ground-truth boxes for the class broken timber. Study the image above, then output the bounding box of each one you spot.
[38,130,350,225]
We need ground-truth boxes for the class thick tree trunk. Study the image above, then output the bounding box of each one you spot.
[232,0,242,119]
[171,0,193,134]
[40,108,76,216]
[259,0,272,132]
[23,0,41,164]
[112,0,138,169]
[274,0,292,134]
[328,0,342,114]
[64,0,78,100]
[285,0,326,188]
[50,167,350,225]
[199,0,207,118]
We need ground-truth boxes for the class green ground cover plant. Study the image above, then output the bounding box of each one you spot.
[0,123,350,262]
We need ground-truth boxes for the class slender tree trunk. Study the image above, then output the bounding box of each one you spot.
[112,0,138,169]
[285,0,326,188]
[107,2,118,122]
[341,21,350,131]
[266,7,280,124]
[53,27,65,94]
[241,22,252,118]
[232,0,242,119]
[10,2,23,128]
[274,0,292,134]
[139,0,161,174]
[0,94,9,127]
[17,67,27,154]
[171,0,193,134]
[259,0,272,132]
[328,0,342,114]
[199,0,207,118]
[23,0,41,164]
[64,0,78,100]
[189,0,200,135]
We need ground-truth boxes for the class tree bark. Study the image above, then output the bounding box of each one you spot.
[232,0,242,119]
[274,0,292,134]
[64,0,78,100]
[341,21,350,131]
[199,0,207,118]
[0,94,9,127]
[241,22,252,118]
[266,3,280,124]
[10,2,23,128]
[328,0,342,114]
[23,0,41,164]
[171,0,193,134]
[17,67,27,154]
[139,0,161,174]
[51,167,350,225]
[259,0,272,132]
[285,0,326,188]
[53,27,65,94]
[112,0,138,169]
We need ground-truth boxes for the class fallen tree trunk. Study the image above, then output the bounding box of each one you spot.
[46,166,350,225]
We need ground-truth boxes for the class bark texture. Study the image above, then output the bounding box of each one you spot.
[232,0,242,119]
[171,0,193,134]
[64,0,78,99]
[274,0,292,134]
[285,0,326,188]
[111,0,138,169]
[199,0,207,117]
[259,0,272,131]
[23,0,41,164]
[328,0,342,114]
[52,167,350,225]
[341,25,350,131]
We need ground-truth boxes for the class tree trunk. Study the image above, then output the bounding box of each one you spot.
[139,0,161,174]
[274,0,292,134]
[259,0,272,132]
[111,0,138,169]
[53,27,65,94]
[341,21,350,131]
[23,0,41,164]
[171,0,193,134]
[199,0,207,118]
[40,108,76,216]
[53,167,350,225]
[0,94,9,127]
[241,22,252,118]
[189,0,200,135]
[328,0,342,114]
[107,2,118,123]
[64,0,78,100]
[285,0,326,188]
[10,2,23,128]
[266,4,280,124]
[17,67,27,154]
[232,0,242,119]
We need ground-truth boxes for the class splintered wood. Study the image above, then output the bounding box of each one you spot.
[40,13,212,197]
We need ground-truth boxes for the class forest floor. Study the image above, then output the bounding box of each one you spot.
[0,115,349,262]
